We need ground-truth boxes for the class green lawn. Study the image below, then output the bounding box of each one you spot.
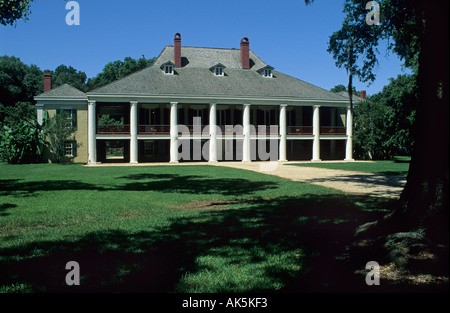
[0,163,395,293]
[288,156,411,176]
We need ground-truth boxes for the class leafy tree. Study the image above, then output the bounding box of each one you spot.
[43,111,77,164]
[0,0,34,26]
[353,74,417,159]
[353,96,385,159]
[97,114,124,126]
[0,55,43,107]
[47,65,88,92]
[330,84,360,96]
[0,102,44,164]
[310,0,448,247]
[314,0,449,245]
[0,101,36,127]
[373,74,417,156]
[87,56,155,91]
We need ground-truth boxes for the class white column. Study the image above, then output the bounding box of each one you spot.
[88,100,97,164]
[209,102,218,162]
[170,102,179,163]
[312,104,321,161]
[345,105,354,161]
[242,103,251,162]
[130,101,138,164]
[36,105,44,125]
[279,104,287,161]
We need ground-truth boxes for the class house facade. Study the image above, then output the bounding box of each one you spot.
[34,34,364,164]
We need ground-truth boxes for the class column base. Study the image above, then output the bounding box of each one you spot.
[278,159,287,162]
[209,160,219,163]
[130,161,138,164]
[169,160,179,164]
[344,158,355,161]
[311,159,322,162]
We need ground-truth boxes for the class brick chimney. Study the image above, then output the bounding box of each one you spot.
[174,33,182,67]
[360,90,366,99]
[240,37,250,69]
[44,72,52,93]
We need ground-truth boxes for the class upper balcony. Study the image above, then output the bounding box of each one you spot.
[96,124,347,136]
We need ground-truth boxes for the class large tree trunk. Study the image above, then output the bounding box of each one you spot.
[393,1,449,245]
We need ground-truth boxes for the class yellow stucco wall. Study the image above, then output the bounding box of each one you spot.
[45,108,88,163]
[74,109,88,163]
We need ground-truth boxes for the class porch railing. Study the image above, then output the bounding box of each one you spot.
[250,126,279,135]
[287,126,347,135]
[97,124,348,136]
[97,125,130,134]
[320,126,347,135]
[138,125,170,134]
[287,126,313,135]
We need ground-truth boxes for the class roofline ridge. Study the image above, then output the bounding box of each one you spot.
[35,82,86,98]
[165,45,248,51]
[274,71,351,100]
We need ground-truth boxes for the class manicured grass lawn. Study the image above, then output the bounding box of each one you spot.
[288,156,411,176]
[0,163,395,293]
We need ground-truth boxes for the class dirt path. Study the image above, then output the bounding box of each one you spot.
[214,161,407,199]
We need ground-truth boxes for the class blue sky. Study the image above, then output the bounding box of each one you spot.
[0,0,411,96]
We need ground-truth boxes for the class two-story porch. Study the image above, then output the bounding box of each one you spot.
[89,101,352,163]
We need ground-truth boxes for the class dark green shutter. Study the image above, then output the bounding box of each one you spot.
[71,109,77,128]
[72,141,77,157]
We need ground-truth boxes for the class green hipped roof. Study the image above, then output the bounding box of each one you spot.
[87,46,349,102]
[35,83,86,99]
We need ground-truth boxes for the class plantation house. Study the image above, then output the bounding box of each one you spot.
[34,34,364,164]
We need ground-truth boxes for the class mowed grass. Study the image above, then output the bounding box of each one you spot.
[289,156,411,176]
[0,163,394,293]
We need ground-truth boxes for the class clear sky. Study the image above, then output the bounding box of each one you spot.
[0,0,411,96]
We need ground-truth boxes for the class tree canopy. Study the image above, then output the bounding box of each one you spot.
[47,65,88,93]
[322,0,449,247]
[330,84,360,96]
[353,74,417,159]
[87,56,155,91]
[0,55,43,107]
[0,0,34,26]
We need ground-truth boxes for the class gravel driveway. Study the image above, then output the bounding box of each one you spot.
[90,160,406,199]
[214,161,407,199]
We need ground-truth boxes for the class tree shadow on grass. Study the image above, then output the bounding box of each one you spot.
[0,175,278,198]
[117,175,278,196]
[0,203,16,217]
[0,180,109,198]
[3,193,442,293]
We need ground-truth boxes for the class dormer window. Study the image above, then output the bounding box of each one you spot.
[164,65,173,75]
[258,65,274,78]
[215,67,224,76]
[160,61,175,75]
[209,63,226,77]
